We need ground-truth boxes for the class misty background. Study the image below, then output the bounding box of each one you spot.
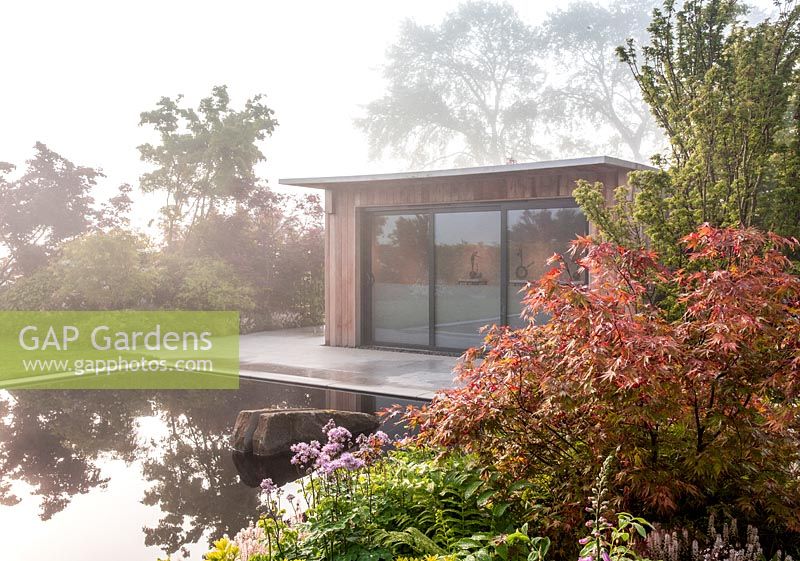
[0,0,775,233]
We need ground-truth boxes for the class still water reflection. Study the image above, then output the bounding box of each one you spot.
[0,379,421,560]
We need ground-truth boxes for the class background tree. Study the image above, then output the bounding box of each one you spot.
[151,254,255,314]
[138,85,278,245]
[542,0,663,161]
[357,1,546,167]
[47,232,153,310]
[763,86,800,243]
[578,0,800,266]
[0,143,101,286]
[135,85,325,328]
[96,183,134,231]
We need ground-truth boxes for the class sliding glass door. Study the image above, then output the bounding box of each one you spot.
[506,207,587,328]
[370,214,430,346]
[365,201,586,350]
[434,211,501,348]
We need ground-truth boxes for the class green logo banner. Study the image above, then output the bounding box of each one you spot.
[0,311,240,389]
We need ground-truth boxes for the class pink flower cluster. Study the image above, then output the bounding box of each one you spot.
[233,521,268,561]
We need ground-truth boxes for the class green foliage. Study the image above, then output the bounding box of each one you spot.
[297,449,531,561]
[394,556,456,561]
[0,267,60,310]
[138,85,277,245]
[1,231,154,310]
[203,536,240,561]
[0,143,105,286]
[588,0,800,266]
[152,254,254,313]
[580,514,651,561]
[573,181,647,249]
[580,457,653,561]
[450,525,550,561]
[369,450,520,544]
[0,232,257,317]
[378,528,447,557]
[763,87,800,252]
[224,447,544,561]
[52,231,154,309]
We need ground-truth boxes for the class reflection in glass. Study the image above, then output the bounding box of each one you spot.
[371,214,430,345]
[507,208,587,327]
[435,211,501,348]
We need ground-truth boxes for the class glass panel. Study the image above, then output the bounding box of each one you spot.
[435,211,501,348]
[507,207,586,328]
[371,214,430,345]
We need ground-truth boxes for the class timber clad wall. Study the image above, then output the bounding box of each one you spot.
[322,164,634,347]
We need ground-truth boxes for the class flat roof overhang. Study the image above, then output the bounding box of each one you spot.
[279,155,655,190]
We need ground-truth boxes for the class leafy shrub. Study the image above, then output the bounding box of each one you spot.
[204,536,240,561]
[450,524,550,561]
[0,232,258,320]
[406,226,800,541]
[1,231,154,310]
[291,425,531,561]
[211,421,547,561]
[152,254,255,314]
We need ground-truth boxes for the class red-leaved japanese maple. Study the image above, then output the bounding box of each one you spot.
[406,225,800,535]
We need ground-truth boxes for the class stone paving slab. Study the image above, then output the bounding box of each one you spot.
[239,327,459,399]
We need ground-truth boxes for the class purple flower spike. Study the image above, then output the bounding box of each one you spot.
[260,478,277,493]
[601,551,611,561]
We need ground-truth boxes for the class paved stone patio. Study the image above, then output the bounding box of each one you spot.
[240,327,459,399]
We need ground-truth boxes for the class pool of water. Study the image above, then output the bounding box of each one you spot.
[0,379,423,560]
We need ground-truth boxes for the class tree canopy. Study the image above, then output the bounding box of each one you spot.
[359,0,664,168]
[577,0,800,266]
[138,85,278,245]
[0,86,325,330]
[357,1,545,167]
[0,143,131,287]
[542,0,663,161]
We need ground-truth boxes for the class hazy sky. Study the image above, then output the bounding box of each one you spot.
[0,0,775,226]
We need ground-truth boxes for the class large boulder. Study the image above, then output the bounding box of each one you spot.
[231,408,381,456]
